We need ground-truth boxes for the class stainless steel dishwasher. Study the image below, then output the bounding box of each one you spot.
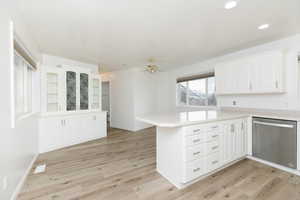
[252,117,297,169]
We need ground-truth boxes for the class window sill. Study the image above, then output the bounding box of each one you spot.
[176,105,219,111]
[15,112,39,123]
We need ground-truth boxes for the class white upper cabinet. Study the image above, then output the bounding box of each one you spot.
[90,75,102,110]
[45,67,64,112]
[215,50,285,95]
[42,65,102,114]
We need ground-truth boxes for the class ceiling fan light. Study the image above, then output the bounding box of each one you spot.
[225,1,238,9]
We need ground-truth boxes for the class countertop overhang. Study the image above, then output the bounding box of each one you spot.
[137,108,300,128]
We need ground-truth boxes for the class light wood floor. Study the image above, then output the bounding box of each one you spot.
[18,127,300,200]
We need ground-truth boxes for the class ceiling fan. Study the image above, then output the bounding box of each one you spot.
[144,58,161,73]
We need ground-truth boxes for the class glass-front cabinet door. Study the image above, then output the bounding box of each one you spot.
[80,73,89,110]
[46,68,63,112]
[44,65,98,114]
[91,75,101,110]
[64,67,91,112]
[66,71,77,111]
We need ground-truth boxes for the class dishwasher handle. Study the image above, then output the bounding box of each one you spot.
[253,121,294,129]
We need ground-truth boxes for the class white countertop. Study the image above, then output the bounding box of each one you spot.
[137,108,300,128]
[40,110,107,118]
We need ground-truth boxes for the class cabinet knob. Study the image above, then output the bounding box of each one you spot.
[193,129,201,133]
[193,139,201,143]
[231,124,235,132]
[193,168,201,172]
[212,145,219,150]
[212,160,219,165]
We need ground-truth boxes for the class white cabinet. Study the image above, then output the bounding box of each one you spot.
[222,119,247,165]
[181,118,247,184]
[91,75,102,110]
[215,50,285,95]
[39,112,107,153]
[39,117,65,152]
[45,67,64,112]
[42,65,103,114]
[249,51,284,93]
[216,59,250,94]
[156,117,249,189]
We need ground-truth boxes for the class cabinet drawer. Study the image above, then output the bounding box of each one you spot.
[183,158,207,183]
[184,125,205,136]
[185,134,207,146]
[207,130,220,141]
[207,152,222,171]
[207,140,220,155]
[207,124,219,132]
[185,144,207,162]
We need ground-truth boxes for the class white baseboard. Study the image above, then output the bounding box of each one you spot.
[10,154,38,200]
[157,157,246,190]
[247,156,300,176]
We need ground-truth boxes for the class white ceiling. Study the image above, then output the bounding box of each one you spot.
[16,0,300,71]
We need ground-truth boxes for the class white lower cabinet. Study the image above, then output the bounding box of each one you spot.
[39,112,107,153]
[181,118,247,184]
[184,157,207,182]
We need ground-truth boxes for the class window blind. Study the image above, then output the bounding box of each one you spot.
[176,72,214,83]
[14,38,37,70]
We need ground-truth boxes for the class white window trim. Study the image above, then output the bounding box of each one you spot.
[176,76,217,108]
[14,50,34,121]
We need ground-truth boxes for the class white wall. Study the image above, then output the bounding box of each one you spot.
[133,69,157,131]
[102,68,156,132]
[105,69,135,131]
[157,34,300,111]
[42,54,98,73]
[0,2,41,199]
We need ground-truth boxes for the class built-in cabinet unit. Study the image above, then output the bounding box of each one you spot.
[156,117,248,189]
[39,112,107,153]
[42,65,102,113]
[215,50,285,95]
[40,65,106,153]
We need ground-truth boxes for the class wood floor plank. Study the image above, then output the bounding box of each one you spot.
[17,127,300,200]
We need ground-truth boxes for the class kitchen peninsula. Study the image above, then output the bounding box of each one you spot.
[137,109,250,189]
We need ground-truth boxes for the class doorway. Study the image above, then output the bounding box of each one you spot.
[102,81,110,126]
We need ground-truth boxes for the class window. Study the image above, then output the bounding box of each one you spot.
[14,51,34,117]
[177,73,217,107]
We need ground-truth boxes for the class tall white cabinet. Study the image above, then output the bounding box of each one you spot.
[40,65,106,153]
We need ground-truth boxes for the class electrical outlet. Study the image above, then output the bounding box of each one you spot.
[2,176,7,190]
[34,164,46,174]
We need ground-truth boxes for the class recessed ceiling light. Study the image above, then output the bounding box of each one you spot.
[225,1,238,9]
[258,24,270,30]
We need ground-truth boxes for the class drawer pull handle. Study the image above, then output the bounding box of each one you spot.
[193,129,201,133]
[193,139,201,143]
[193,168,201,172]
[212,160,219,165]
[212,135,218,138]
[211,126,218,129]
[212,146,219,150]
[193,151,201,155]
